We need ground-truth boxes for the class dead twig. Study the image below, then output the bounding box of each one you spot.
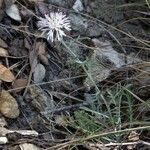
[88,140,150,148]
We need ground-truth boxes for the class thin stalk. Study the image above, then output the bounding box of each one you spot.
[145,0,150,10]
[61,40,100,93]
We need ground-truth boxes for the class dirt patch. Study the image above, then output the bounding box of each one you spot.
[0,0,149,149]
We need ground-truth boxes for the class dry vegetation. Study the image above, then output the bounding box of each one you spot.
[0,0,150,150]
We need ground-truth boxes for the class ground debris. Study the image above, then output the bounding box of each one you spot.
[0,0,149,149]
[6,4,21,21]
[0,90,19,118]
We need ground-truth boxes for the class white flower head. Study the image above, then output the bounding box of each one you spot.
[37,11,71,42]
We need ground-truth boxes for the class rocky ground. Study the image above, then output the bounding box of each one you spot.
[0,0,150,149]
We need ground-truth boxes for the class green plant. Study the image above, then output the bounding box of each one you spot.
[71,84,141,142]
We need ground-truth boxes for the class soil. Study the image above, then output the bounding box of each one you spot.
[0,0,150,149]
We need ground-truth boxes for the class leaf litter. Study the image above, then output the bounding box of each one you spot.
[0,0,150,149]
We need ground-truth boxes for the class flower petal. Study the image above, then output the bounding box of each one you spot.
[37,11,71,42]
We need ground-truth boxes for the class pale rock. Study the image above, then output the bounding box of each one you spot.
[73,0,84,12]
[92,39,125,68]
[33,63,46,83]
[6,4,21,21]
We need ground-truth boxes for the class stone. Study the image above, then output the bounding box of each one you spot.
[73,0,84,12]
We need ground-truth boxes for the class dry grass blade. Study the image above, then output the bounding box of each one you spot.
[46,126,150,150]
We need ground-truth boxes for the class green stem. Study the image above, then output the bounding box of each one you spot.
[61,40,100,93]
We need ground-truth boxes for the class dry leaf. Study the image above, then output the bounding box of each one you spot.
[0,126,10,136]
[24,38,31,50]
[33,63,46,83]
[19,143,43,150]
[35,42,41,49]
[0,64,15,82]
[0,90,19,118]
[29,86,54,112]
[55,115,70,126]
[35,42,46,55]
[39,54,49,65]
[38,42,46,55]
[0,47,8,56]
[36,42,48,65]
[0,116,7,127]
[0,127,38,145]
[29,50,38,72]
[128,131,139,142]
[12,79,28,92]
[0,0,3,9]
[0,38,8,48]
[0,126,38,136]
[13,130,38,136]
